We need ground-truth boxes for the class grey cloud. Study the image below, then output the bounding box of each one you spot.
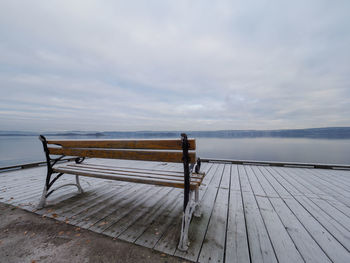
[0,0,349,131]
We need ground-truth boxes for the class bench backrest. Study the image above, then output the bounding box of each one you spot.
[40,135,196,164]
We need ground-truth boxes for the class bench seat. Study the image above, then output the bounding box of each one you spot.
[54,162,205,190]
[37,134,204,251]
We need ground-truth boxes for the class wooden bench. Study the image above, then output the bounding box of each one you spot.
[38,133,205,250]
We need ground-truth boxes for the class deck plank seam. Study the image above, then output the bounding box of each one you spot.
[99,187,165,236]
[258,166,334,262]
[249,166,306,263]
[263,166,348,260]
[117,187,179,241]
[194,164,226,262]
[113,187,174,239]
[299,168,350,197]
[83,184,155,231]
[293,168,350,202]
[237,165,252,263]
[243,165,280,262]
[223,164,232,263]
[273,167,350,233]
[286,167,350,211]
[134,189,183,247]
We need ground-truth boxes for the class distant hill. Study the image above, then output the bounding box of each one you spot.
[1,127,350,139]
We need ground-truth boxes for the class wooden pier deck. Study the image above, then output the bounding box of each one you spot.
[1,159,350,262]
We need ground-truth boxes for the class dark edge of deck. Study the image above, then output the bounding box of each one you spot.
[201,158,350,170]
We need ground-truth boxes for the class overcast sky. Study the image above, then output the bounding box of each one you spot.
[0,0,349,131]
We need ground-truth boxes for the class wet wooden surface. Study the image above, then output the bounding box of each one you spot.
[1,159,350,262]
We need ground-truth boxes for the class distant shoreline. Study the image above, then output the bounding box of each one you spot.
[1,127,350,139]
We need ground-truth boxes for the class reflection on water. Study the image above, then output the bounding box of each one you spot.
[0,136,350,167]
[197,138,350,164]
[0,136,44,167]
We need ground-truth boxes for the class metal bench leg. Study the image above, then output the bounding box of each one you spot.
[178,202,191,250]
[178,190,195,251]
[194,186,201,217]
[37,185,47,209]
[76,175,84,193]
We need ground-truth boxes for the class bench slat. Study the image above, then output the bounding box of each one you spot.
[80,163,185,174]
[53,167,199,189]
[65,163,205,180]
[54,165,202,183]
[47,139,196,150]
[48,148,196,164]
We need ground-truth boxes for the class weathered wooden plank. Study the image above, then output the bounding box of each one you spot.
[89,186,162,234]
[225,164,250,263]
[278,167,350,221]
[55,161,179,228]
[0,167,47,189]
[118,188,181,243]
[102,187,171,237]
[311,197,350,231]
[0,171,43,185]
[282,167,350,206]
[238,165,278,263]
[297,168,350,196]
[79,162,185,174]
[37,183,119,217]
[198,164,230,263]
[225,189,250,263]
[313,169,350,187]
[54,186,124,222]
[53,167,199,189]
[66,184,143,226]
[60,164,203,182]
[136,163,214,254]
[153,213,183,255]
[174,164,225,261]
[65,163,204,178]
[296,195,350,251]
[8,159,156,208]
[270,166,350,231]
[330,169,350,182]
[284,197,350,262]
[3,159,350,263]
[77,184,154,229]
[254,165,332,263]
[250,166,279,198]
[269,167,318,197]
[255,195,304,263]
[3,176,79,205]
[325,198,350,220]
[229,164,241,192]
[135,196,183,248]
[262,166,350,262]
[244,165,265,196]
[245,166,304,263]
[293,167,350,198]
[0,181,43,199]
[48,147,196,164]
[11,176,108,210]
[39,161,171,218]
[47,138,196,150]
[196,162,215,193]
[268,197,332,263]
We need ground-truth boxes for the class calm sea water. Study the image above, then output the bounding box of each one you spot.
[1,136,350,167]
